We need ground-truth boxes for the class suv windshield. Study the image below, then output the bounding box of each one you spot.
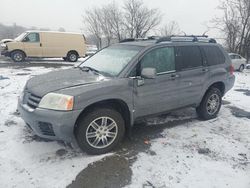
[80,45,142,76]
[14,32,28,41]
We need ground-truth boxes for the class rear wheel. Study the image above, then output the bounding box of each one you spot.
[67,51,78,62]
[196,87,222,120]
[11,51,25,62]
[239,64,244,72]
[75,108,125,155]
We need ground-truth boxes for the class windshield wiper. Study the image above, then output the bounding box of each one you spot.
[77,66,113,77]
[79,66,101,75]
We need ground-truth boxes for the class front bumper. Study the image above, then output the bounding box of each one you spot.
[1,50,10,57]
[18,99,82,142]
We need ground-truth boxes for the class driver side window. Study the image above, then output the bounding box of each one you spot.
[23,33,40,43]
[130,47,175,77]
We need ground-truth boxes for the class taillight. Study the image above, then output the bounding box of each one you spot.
[229,65,234,75]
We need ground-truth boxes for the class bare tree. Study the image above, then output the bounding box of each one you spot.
[83,0,162,47]
[104,2,124,41]
[123,0,162,38]
[212,0,250,59]
[99,6,114,46]
[160,21,181,36]
[83,8,103,49]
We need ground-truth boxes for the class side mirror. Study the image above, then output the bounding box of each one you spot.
[141,68,156,79]
[22,37,28,42]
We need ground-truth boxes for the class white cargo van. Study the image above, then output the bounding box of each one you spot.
[1,31,86,62]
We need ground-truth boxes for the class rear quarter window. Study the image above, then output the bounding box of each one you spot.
[202,46,225,66]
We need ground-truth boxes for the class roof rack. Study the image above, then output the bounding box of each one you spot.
[119,35,217,44]
[119,36,158,43]
[156,35,217,43]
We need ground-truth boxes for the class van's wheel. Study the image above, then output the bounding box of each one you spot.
[11,51,25,62]
[239,64,244,72]
[67,52,78,62]
[196,87,222,120]
[75,108,125,155]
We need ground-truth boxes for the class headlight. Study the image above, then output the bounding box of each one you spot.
[0,43,7,49]
[38,93,74,111]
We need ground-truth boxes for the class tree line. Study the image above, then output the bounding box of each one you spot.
[83,0,180,49]
[0,23,66,40]
[84,0,249,59]
[212,0,250,59]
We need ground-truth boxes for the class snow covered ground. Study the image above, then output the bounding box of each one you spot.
[128,71,250,188]
[0,58,249,188]
[0,60,107,188]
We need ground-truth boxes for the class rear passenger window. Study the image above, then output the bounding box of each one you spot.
[202,46,225,66]
[175,46,203,70]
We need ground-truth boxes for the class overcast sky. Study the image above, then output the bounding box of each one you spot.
[0,0,222,37]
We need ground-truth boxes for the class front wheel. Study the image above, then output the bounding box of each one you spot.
[75,108,125,155]
[196,87,222,120]
[11,51,25,62]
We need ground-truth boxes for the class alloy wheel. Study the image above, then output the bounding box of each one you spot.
[86,117,118,149]
[206,93,220,115]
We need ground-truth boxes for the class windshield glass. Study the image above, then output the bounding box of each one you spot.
[14,32,27,41]
[80,45,142,76]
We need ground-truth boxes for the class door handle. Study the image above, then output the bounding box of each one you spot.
[170,73,180,80]
[40,43,42,47]
[202,68,208,72]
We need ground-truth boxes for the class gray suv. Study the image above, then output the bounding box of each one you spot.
[18,36,235,154]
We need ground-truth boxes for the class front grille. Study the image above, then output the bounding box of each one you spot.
[26,93,41,109]
[38,122,55,136]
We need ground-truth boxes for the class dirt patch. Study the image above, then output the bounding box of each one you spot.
[56,149,68,157]
[234,89,250,96]
[68,155,132,188]
[68,108,195,188]
[198,148,211,155]
[227,106,250,119]
[4,120,17,127]
[16,73,31,76]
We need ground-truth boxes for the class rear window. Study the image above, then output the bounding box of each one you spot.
[175,46,203,70]
[202,46,225,66]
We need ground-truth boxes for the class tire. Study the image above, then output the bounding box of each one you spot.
[11,51,25,62]
[196,87,222,120]
[239,64,244,72]
[75,108,125,155]
[67,51,78,62]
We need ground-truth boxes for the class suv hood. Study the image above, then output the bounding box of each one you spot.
[26,68,107,96]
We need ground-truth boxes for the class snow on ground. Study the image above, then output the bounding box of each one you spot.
[0,57,250,188]
[0,63,107,188]
[127,71,250,188]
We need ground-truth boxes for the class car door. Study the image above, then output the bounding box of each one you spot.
[132,46,181,118]
[175,45,207,106]
[22,32,42,57]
